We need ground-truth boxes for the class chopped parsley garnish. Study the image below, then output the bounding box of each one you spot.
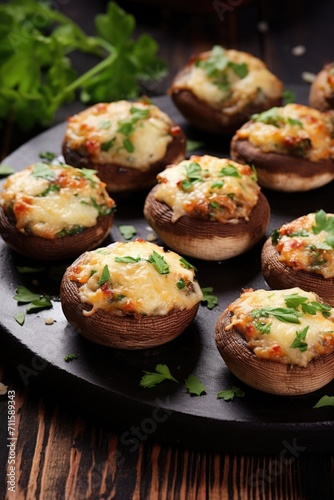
[217,385,245,401]
[147,251,170,274]
[13,286,41,303]
[84,198,115,216]
[312,209,334,235]
[282,89,296,105]
[289,229,309,238]
[284,293,331,317]
[271,228,281,245]
[253,320,272,334]
[139,364,178,388]
[176,278,186,290]
[287,117,303,127]
[115,256,141,263]
[99,120,112,129]
[181,162,202,190]
[186,139,205,152]
[81,168,98,185]
[179,256,197,270]
[251,307,301,324]
[32,162,57,181]
[290,326,309,352]
[26,296,52,313]
[38,184,61,197]
[185,374,206,396]
[13,285,52,314]
[16,265,45,274]
[211,181,224,189]
[219,164,242,178]
[57,225,85,237]
[196,46,249,90]
[251,108,304,129]
[201,287,218,309]
[116,106,150,153]
[98,265,111,286]
[101,138,115,152]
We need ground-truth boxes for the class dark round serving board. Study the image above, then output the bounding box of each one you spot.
[1,90,333,454]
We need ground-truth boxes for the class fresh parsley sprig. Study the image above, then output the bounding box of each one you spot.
[139,364,178,388]
[0,1,166,130]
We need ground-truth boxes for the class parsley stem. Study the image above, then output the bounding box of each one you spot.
[63,47,118,96]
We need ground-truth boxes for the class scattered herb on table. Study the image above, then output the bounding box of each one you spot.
[13,285,52,320]
[185,374,206,396]
[16,266,46,274]
[119,225,137,240]
[64,354,79,363]
[140,364,179,388]
[14,312,25,326]
[39,151,57,162]
[313,395,334,408]
[201,287,218,309]
[217,386,245,401]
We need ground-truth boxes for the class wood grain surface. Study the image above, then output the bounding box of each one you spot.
[1,0,334,498]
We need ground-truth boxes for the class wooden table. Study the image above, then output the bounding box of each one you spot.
[1,1,334,498]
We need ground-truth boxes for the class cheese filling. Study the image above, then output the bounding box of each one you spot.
[0,163,115,239]
[172,46,282,113]
[236,103,334,162]
[64,100,176,170]
[227,287,334,367]
[68,240,203,317]
[154,155,260,222]
[272,210,334,279]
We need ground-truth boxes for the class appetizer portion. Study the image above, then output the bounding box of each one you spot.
[169,45,283,134]
[60,239,203,349]
[0,163,115,260]
[144,155,270,261]
[262,210,334,305]
[230,103,334,191]
[309,62,334,112]
[62,99,186,194]
[215,287,334,395]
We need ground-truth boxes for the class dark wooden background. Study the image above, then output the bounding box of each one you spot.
[1,0,334,498]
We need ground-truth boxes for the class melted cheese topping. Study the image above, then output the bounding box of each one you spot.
[64,100,176,171]
[274,211,334,278]
[0,163,115,239]
[68,240,203,317]
[227,287,334,367]
[154,155,260,222]
[173,47,282,113]
[236,103,334,162]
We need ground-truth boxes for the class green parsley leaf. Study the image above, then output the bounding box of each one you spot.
[290,325,309,351]
[312,209,334,235]
[101,139,115,152]
[119,225,136,240]
[253,320,272,334]
[13,286,40,303]
[217,385,245,401]
[201,287,218,309]
[32,163,57,182]
[313,395,334,408]
[38,184,61,197]
[186,139,205,152]
[251,107,285,127]
[81,168,98,184]
[282,89,296,105]
[211,181,224,189]
[271,228,281,245]
[176,278,186,290]
[284,293,308,309]
[115,256,141,263]
[139,364,178,388]
[181,162,202,190]
[26,296,52,313]
[0,164,15,177]
[98,265,111,286]
[99,120,111,129]
[228,61,248,79]
[16,266,45,274]
[148,251,170,274]
[219,164,242,178]
[64,353,79,362]
[39,151,57,162]
[287,117,303,127]
[179,256,197,270]
[251,307,301,324]
[185,374,206,396]
[14,312,25,326]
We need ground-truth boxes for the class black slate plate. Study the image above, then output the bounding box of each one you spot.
[1,90,334,454]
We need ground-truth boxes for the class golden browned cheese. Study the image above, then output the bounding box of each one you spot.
[227,287,334,367]
[235,103,334,162]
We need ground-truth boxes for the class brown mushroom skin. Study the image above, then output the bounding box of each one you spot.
[0,207,114,261]
[144,187,270,261]
[261,236,334,307]
[215,309,334,395]
[62,126,187,195]
[60,260,200,350]
[309,63,334,112]
[169,83,282,136]
[230,135,334,191]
